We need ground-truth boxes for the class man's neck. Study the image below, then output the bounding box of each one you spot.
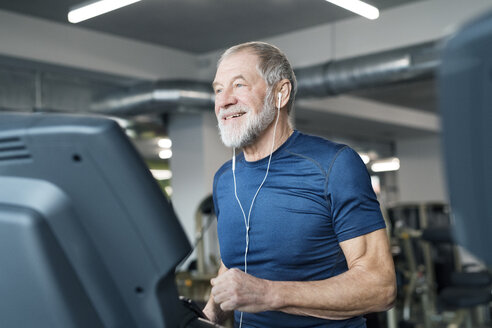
[242,116,293,162]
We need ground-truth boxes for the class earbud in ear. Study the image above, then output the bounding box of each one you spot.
[277,92,282,109]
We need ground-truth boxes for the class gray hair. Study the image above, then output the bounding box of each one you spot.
[218,41,297,115]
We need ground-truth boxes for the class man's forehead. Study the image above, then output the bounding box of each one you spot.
[214,51,260,84]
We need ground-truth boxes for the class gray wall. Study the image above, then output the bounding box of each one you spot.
[396,135,447,203]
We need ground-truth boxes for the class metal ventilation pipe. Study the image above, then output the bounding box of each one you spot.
[90,41,441,115]
[90,80,214,116]
[295,41,441,98]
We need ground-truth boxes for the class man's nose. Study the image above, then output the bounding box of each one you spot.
[215,87,237,110]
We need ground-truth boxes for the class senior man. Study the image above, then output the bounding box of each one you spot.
[203,41,396,328]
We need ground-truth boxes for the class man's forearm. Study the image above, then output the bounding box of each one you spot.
[267,265,396,320]
[210,263,396,319]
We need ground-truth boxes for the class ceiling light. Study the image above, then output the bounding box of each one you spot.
[158,138,172,149]
[325,0,379,20]
[68,0,142,24]
[150,169,172,180]
[371,157,400,172]
[159,149,172,160]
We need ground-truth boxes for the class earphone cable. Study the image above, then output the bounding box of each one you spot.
[234,95,282,328]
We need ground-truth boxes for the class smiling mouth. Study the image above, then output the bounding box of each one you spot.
[224,112,246,120]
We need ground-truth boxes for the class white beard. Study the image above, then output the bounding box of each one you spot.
[217,99,276,149]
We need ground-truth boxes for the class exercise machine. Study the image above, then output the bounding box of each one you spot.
[0,112,221,327]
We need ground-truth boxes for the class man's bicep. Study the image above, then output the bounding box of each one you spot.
[339,228,392,270]
[336,228,397,313]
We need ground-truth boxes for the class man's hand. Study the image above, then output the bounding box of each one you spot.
[210,268,274,313]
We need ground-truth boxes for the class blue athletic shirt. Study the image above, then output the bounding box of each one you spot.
[212,130,385,328]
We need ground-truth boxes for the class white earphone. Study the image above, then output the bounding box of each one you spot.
[277,92,282,109]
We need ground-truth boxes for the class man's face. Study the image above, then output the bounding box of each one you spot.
[212,51,275,148]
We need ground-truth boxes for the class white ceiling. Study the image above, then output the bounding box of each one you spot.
[0,0,424,53]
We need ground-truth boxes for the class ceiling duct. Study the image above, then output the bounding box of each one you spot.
[90,41,441,116]
[90,80,214,116]
[295,41,441,98]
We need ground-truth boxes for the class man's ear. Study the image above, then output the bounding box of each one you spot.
[276,79,292,109]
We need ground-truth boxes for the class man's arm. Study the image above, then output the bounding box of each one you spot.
[210,228,396,319]
[203,262,230,323]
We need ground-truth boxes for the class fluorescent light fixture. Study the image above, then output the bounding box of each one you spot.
[371,157,400,172]
[325,0,379,20]
[150,169,172,180]
[159,149,173,160]
[358,153,370,164]
[68,0,142,24]
[158,138,172,149]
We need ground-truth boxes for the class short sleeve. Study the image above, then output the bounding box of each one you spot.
[326,147,385,242]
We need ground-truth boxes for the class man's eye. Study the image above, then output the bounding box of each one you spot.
[215,89,222,94]
[235,83,244,88]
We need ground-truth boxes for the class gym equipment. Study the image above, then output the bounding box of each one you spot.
[390,203,492,328]
[439,10,492,327]
[440,8,492,266]
[176,195,221,309]
[0,112,221,327]
[390,203,451,328]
